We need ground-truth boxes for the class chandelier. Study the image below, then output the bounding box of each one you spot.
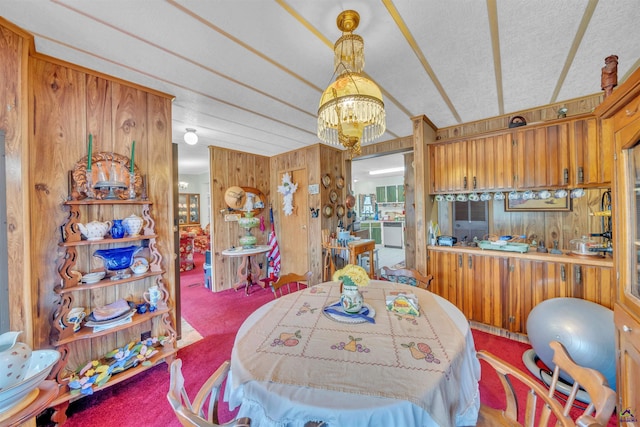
[317,10,386,158]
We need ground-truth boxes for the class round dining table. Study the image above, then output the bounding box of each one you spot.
[225,280,480,427]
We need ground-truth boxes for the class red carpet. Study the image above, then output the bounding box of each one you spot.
[40,263,616,426]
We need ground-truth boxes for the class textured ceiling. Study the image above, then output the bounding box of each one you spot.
[3,0,639,175]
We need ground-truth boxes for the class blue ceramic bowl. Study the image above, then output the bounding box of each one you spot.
[93,246,143,270]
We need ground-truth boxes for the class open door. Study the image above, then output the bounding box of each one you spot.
[172,143,181,339]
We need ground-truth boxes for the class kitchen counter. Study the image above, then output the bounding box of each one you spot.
[428,244,613,267]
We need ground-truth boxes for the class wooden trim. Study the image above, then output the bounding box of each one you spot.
[594,66,640,119]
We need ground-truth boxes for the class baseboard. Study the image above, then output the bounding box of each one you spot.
[470,321,530,344]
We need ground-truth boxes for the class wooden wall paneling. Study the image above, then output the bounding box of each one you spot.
[436,93,602,140]
[404,152,416,269]
[0,19,32,342]
[30,58,87,349]
[210,147,270,292]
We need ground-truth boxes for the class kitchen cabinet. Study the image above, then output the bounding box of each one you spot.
[361,221,382,244]
[428,250,505,328]
[428,246,615,334]
[596,66,640,415]
[429,133,514,193]
[386,185,398,203]
[570,116,612,187]
[375,186,386,203]
[178,193,200,226]
[513,123,570,189]
[397,184,405,202]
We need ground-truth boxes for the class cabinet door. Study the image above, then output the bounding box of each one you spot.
[429,140,469,193]
[370,223,382,244]
[428,251,467,316]
[178,194,188,225]
[508,259,570,333]
[468,133,515,191]
[465,254,505,328]
[386,185,397,203]
[515,123,570,188]
[569,264,615,310]
[375,186,386,203]
[397,184,405,202]
[571,117,608,186]
[615,305,640,417]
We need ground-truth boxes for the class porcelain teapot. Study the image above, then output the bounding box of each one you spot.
[122,214,144,237]
[0,331,32,391]
[78,220,112,241]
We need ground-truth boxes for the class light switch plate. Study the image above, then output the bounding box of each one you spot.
[309,184,320,195]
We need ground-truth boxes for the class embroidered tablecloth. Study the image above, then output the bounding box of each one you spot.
[228,281,480,427]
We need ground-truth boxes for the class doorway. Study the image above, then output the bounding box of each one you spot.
[351,152,407,273]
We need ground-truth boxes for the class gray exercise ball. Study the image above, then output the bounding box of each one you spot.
[526,297,616,391]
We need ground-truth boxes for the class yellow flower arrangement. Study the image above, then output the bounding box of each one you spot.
[333,264,370,287]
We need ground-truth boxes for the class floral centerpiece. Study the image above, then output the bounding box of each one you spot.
[333,264,369,313]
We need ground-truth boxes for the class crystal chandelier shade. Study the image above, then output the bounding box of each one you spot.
[317,10,385,157]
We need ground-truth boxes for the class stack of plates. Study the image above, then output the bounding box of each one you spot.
[85,301,136,331]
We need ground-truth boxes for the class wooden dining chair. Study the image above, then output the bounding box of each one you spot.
[380,266,433,290]
[167,359,251,427]
[271,271,312,298]
[476,340,616,427]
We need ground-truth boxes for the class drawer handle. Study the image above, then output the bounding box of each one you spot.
[623,325,633,332]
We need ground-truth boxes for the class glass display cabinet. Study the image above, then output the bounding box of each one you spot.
[178,193,200,226]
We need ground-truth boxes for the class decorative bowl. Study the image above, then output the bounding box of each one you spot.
[239,235,257,248]
[131,257,149,275]
[81,271,106,284]
[93,246,143,271]
[0,349,60,412]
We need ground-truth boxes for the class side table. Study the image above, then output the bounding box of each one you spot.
[222,245,270,295]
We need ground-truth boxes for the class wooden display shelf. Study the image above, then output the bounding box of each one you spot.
[52,307,170,346]
[54,270,164,294]
[50,345,178,407]
[64,200,153,206]
[59,234,157,247]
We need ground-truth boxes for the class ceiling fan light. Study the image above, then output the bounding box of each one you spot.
[184,128,198,145]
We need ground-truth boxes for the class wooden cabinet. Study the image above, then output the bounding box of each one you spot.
[178,193,200,226]
[428,250,505,328]
[50,198,177,422]
[597,66,640,414]
[429,133,514,193]
[514,123,570,189]
[570,116,611,187]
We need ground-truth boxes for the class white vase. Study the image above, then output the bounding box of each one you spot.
[340,282,363,314]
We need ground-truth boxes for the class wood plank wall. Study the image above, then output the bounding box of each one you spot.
[0,37,175,368]
[209,146,270,292]
[0,18,32,343]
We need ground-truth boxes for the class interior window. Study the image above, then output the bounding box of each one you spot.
[453,201,488,243]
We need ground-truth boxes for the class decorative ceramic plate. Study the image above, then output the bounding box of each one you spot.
[329,190,338,203]
[336,204,345,218]
[323,302,376,324]
[86,301,136,323]
[336,175,345,189]
[322,204,334,218]
[322,174,331,188]
[131,257,149,274]
[81,271,106,284]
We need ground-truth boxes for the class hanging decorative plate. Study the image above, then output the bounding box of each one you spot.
[329,190,338,204]
[322,174,332,189]
[336,204,345,217]
[322,204,334,218]
[336,175,345,189]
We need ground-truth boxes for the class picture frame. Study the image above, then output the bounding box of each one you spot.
[504,195,572,212]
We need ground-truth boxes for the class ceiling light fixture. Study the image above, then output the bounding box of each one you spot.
[369,167,404,176]
[184,128,198,145]
[317,10,385,158]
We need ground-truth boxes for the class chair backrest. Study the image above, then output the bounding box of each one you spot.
[477,350,576,427]
[381,266,433,290]
[167,359,251,427]
[547,341,616,426]
[477,340,616,427]
[271,271,312,298]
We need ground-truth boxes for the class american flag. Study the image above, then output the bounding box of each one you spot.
[267,206,281,277]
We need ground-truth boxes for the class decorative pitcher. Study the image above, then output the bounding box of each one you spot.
[340,282,364,314]
[122,214,144,236]
[77,220,111,241]
[110,219,125,239]
[0,331,32,391]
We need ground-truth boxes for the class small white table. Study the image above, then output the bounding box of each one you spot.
[221,245,270,295]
